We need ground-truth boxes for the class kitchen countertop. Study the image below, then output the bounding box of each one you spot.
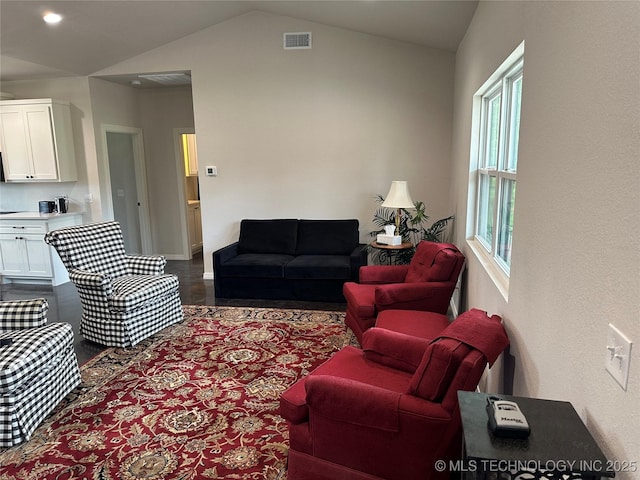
[0,211,83,220]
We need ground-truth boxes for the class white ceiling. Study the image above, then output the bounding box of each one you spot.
[0,0,478,85]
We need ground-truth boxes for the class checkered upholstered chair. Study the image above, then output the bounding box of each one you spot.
[0,298,81,447]
[45,221,183,348]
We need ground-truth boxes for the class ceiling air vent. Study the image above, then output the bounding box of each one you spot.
[284,32,312,50]
[137,73,191,86]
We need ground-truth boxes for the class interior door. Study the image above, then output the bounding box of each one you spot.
[106,132,142,254]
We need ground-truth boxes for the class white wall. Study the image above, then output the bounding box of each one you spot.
[451,1,639,475]
[87,77,141,222]
[95,11,456,278]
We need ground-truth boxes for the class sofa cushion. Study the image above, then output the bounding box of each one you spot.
[295,220,359,255]
[285,255,352,280]
[238,219,298,255]
[405,242,460,283]
[217,253,294,279]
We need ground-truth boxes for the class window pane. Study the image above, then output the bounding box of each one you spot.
[506,75,522,172]
[485,94,501,169]
[497,178,516,270]
[477,174,496,247]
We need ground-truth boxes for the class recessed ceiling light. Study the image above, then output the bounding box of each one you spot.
[43,12,62,24]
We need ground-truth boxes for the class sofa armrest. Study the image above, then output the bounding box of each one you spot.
[126,255,166,275]
[361,328,430,373]
[375,281,455,312]
[349,243,368,281]
[213,242,239,270]
[359,265,408,284]
[0,298,49,332]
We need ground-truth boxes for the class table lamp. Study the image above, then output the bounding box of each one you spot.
[378,180,414,245]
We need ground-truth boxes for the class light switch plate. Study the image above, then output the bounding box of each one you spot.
[605,323,632,390]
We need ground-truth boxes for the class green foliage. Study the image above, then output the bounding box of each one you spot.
[368,194,454,264]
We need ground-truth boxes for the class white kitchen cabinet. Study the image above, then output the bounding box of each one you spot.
[187,201,202,254]
[0,99,77,182]
[0,232,52,278]
[0,212,82,285]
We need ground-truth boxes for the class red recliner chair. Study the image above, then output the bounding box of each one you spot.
[343,241,465,342]
[279,309,509,480]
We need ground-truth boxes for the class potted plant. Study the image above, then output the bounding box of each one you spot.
[368,194,454,264]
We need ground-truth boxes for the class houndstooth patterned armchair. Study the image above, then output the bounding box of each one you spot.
[45,221,184,347]
[0,298,81,447]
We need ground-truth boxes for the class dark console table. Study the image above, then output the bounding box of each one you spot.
[457,391,616,480]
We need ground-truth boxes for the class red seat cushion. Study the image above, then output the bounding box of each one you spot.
[375,310,450,339]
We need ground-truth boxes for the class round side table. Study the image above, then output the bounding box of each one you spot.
[370,241,413,264]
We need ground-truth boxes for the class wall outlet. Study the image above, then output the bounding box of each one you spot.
[205,166,217,176]
[605,323,632,390]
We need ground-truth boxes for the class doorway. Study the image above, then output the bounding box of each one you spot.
[102,125,152,254]
[174,127,202,260]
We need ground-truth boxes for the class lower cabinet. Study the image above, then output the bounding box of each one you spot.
[188,202,203,255]
[0,213,82,285]
[0,233,52,278]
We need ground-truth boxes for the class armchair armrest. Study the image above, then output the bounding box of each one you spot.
[69,269,113,318]
[359,265,408,284]
[375,281,455,312]
[69,269,111,288]
[305,375,450,429]
[0,298,49,331]
[361,328,430,373]
[306,375,401,432]
[126,255,166,275]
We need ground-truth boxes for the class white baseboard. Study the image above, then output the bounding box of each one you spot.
[163,254,187,261]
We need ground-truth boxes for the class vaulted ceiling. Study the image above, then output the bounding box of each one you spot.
[0,0,478,83]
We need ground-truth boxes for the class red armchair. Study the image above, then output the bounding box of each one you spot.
[279,309,509,480]
[343,241,465,342]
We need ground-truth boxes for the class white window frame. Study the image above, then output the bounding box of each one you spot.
[467,42,524,300]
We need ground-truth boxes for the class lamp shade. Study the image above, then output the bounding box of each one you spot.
[381,181,414,209]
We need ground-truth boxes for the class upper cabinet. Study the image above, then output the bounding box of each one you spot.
[0,98,77,182]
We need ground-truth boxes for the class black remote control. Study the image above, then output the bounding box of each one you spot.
[0,338,14,347]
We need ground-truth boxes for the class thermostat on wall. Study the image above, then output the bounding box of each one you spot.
[206,166,217,176]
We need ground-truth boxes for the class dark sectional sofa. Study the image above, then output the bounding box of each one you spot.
[213,219,367,302]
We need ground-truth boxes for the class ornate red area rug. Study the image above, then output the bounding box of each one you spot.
[0,306,352,479]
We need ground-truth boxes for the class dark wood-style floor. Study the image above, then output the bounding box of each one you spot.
[1,252,345,365]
